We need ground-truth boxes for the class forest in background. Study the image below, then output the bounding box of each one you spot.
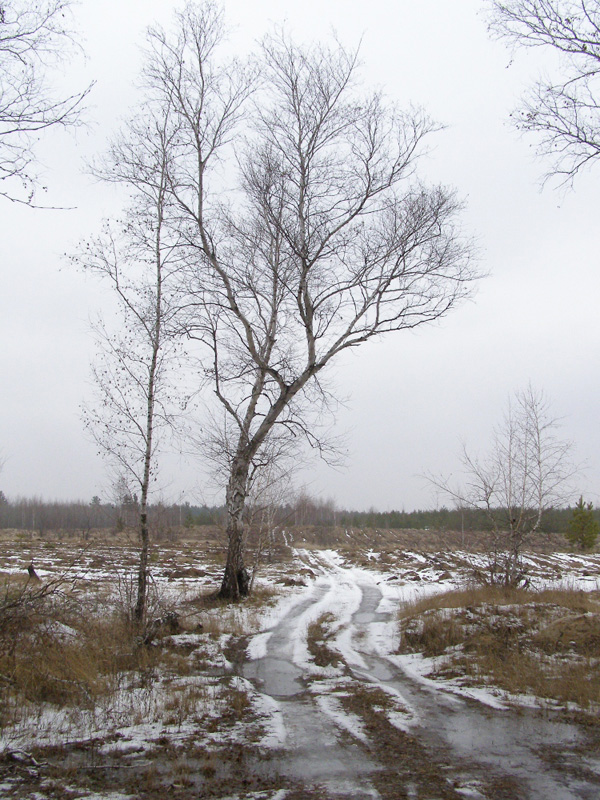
[0,491,591,536]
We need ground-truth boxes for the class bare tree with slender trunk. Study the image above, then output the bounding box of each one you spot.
[75,108,187,626]
[245,458,293,593]
[0,0,90,204]
[487,0,600,185]
[432,386,576,586]
[125,3,476,600]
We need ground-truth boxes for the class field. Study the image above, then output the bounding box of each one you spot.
[1,526,600,799]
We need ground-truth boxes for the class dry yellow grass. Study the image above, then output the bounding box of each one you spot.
[0,557,282,735]
[0,611,153,717]
[398,585,600,713]
[400,585,600,621]
[307,612,341,668]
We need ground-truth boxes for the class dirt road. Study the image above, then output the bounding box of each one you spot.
[242,551,600,800]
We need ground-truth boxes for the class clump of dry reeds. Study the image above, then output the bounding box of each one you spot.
[307,612,341,668]
[0,571,155,725]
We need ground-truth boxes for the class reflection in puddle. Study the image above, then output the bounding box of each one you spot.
[351,582,594,800]
[242,567,600,800]
[243,656,304,698]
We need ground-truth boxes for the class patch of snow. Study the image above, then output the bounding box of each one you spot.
[167,632,204,646]
[216,791,288,800]
[78,793,135,800]
[314,694,369,744]
[454,780,487,798]
[247,630,274,661]
[386,709,413,733]
[391,653,508,710]
[335,625,368,669]
[251,691,287,748]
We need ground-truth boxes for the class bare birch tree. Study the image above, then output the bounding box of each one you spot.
[132,3,475,599]
[75,108,186,625]
[433,386,576,585]
[0,0,90,204]
[488,0,600,184]
[245,458,293,593]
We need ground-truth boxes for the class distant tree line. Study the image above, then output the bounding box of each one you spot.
[337,506,595,535]
[0,493,222,535]
[0,490,592,536]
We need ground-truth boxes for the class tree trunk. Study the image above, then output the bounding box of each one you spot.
[218,458,251,600]
[134,510,149,624]
[133,252,161,626]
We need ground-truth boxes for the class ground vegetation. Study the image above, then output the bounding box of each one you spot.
[398,584,600,711]
[0,531,599,797]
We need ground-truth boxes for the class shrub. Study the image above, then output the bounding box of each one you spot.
[566,497,599,550]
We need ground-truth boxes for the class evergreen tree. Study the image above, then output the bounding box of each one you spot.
[566,497,600,551]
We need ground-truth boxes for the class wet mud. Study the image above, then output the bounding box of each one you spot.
[350,582,599,799]
[242,560,600,799]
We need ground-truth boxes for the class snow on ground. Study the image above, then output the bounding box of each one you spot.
[246,579,316,661]
[391,652,507,711]
[248,690,287,748]
[314,694,369,744]
[0,545,296,758]
[0,673,221,752]
[2,534,600,798]
[242,544,600,748]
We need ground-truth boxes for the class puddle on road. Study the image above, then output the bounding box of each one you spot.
[351,581,599,800]
[272,698,381,798]
[243,656,304,697]
[242,581,330,697]
[242,579,383,799]
[242,568,600,800]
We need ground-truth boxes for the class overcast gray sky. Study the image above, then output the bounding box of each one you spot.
[1,0,599,510]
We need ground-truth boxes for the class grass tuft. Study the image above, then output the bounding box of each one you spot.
[398,585,600,713]
[306,612,341,668]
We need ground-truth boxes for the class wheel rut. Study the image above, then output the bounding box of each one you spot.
[241,554,600,799]
[243,578,382,799]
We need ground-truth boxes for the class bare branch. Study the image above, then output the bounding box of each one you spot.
[430,385,577,585]
[487,0,600,184]
[0,0,92,203]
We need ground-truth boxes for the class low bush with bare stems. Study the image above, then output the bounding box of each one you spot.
[0,569,155,729]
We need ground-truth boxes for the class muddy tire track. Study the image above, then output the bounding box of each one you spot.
[242,552,600,799]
